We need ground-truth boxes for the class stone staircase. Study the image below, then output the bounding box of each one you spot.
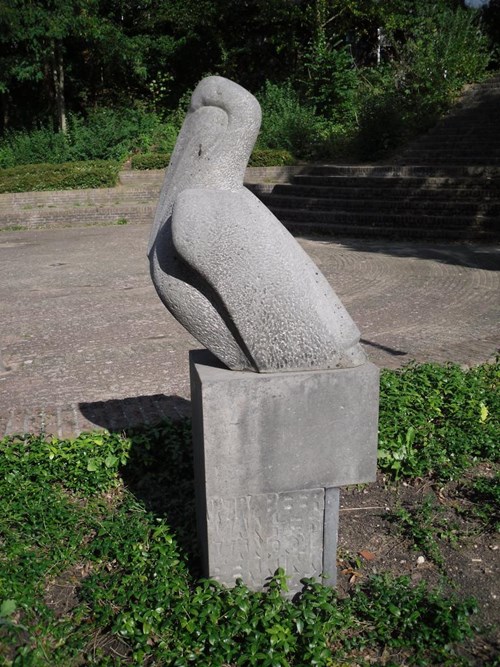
[1,77,499,240]
[254,75,500,241]
[0,166,301,231]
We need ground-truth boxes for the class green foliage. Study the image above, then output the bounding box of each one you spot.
[66,108,154,162]
[348,574,476,660]
[0,128,71,169]
[357,4,492,158]
[248,149,296,167]
[0,422,481,666]
[357,72,410,159]
[256,81,323,159]
[302,36,360,125]
[131,152,171,170]
[0,160,120,193]
[378,361,499,480]
[0,108,179,168]
[398,5,491,109]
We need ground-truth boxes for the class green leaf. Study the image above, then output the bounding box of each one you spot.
[86,458,98,472]
[0,599,16,617]
[104,454,118,468]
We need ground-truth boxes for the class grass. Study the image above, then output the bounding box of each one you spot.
[0,361,498,665]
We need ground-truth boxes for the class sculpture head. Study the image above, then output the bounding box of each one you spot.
[148,77,261,254]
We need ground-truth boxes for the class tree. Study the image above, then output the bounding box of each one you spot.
[0,0,96,131]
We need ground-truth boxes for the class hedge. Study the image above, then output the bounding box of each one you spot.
[130,153,171,170]
[0,160,121,194]
[131,148,296,171]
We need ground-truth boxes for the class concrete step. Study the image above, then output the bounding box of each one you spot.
[397,157,500,166]
[400,150,500,161]
[270,206,497,233]
[259,193,500,216]
[407,141,499,152]
[260,182,498,201]
[279,220,498,241]
[302,165,500,177]
[291,173,500,188]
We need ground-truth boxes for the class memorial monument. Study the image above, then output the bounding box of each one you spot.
[149,76,379,593]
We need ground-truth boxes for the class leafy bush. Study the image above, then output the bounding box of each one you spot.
[66,108,163,162]
[131,152,171,170]
[0,127,72,168]
[357,87,410,159]
[399,6,491,111]
[256,80,323,159]
[0,108,180,168]
[302,36,360,125]
[378,361,499,480]
[357,5,491,159]
[248,148,296,167]
[0,160,120,193]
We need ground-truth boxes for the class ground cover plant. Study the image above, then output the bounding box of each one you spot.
[0,361,498,665]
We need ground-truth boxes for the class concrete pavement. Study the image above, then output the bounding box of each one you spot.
[0,223,498,436]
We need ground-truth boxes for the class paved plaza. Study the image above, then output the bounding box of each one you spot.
[0,224,498,436]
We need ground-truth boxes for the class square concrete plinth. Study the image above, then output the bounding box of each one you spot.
[190,350,379,592]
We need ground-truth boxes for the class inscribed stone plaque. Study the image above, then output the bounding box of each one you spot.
[205,489,325,592]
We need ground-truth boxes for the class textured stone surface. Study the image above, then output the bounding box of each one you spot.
[190,350,379,496]
[190,350,378,591]
[205,489,325,592]
[323,488,340,586]
[149,76,365,372]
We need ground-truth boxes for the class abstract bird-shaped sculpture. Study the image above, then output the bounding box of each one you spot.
[148,76,366,372]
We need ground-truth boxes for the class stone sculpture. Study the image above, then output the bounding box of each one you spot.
[148,75,366,372]
[149,76,379,594]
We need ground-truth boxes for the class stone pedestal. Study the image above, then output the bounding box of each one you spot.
[190,350,379,593]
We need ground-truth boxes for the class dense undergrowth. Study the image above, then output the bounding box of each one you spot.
[0,3,494,176]
[0,361,497,665]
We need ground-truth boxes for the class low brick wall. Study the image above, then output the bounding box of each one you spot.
[0,165,305,230]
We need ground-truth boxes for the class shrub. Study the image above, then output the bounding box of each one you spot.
[66,108,162,162]
[248,148,295,167]
[0,128,72,168]
[357,88,410,159]
[0,108,179,168]
[0,161,121,193]
[399,5,491,110]
[256,80,323,159]
[131,152,171,170]
[302,36,360,125]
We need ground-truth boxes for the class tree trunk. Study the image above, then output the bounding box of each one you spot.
[0,92,9,132]
[52,40,67,133]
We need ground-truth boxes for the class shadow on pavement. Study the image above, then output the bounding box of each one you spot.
[361,338,408,357]
[307,236,500,271]
[79,394,191,431]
